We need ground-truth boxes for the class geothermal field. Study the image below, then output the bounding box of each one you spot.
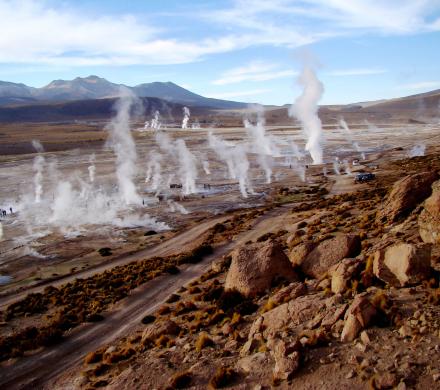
[0,64,440,390]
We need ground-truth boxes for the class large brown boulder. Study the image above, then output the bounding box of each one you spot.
[225,240,298,297]
[419,180,440,244]
[294,234,361,279]
[377,172,438,223]
[373,242,431,287]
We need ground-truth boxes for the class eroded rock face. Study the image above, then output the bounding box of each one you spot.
[373,243,431,287]
[341,294,377,342]
[419,180,440,244]
[377,172,438,223]
[224,240,298,297]
[297,234,361,279]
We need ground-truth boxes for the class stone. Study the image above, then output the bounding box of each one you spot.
[141,320,180,344]
[269,282,307,306]
[255,294,328,339]
[288,241,316,267]
[419,180,440,244]
[346,369,356,379]
[237,352,269,373]
[373,243,431,287]
[225,240,298,297]
[377,171,438,223]
[341,295,377,342]
[399,325,412,337]
[374,372,398,389]
[298,234,361,279]
[270,339,301,381]
[360,330,371,345]
[329,258,363,294]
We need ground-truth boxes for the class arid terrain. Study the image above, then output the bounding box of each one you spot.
[0,97,440,390]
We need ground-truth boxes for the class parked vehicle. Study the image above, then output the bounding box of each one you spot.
[354,172,376,183]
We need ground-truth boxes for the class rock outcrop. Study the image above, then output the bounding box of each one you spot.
[290,234,361,279]
[373,243,431,287]
[419,180,440,244]
[341,294,377,342]
[225,240,298,297]
[376,172,438,223]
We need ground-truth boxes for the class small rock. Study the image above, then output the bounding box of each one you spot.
[399,325,412,338]
[433,373,440,382]
[237,352,269,373]
[360,330,371,345]
[345,369,356,379]
[374,372,398,389]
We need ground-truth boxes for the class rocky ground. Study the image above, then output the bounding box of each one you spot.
[26,153,439,390]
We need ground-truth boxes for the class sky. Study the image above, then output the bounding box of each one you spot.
[0,0,439,105]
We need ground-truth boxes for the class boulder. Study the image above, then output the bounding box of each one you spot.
[329,258,363,294]
[225,240,298,297]
[270,339,302,381]
[419,180,440,244]
[377,172,438,223]
[341,294,377,342]
[373,243,431,287]
[247,293,333,341]
[288,241,316,267]
[141,319,180,344]
[236,352,270,373]
[298,234,361,279]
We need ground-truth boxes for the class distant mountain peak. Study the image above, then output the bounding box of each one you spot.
[0,76,247,109]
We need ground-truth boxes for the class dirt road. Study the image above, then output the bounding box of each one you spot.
[0,214,230,309]
[0,205,298,389]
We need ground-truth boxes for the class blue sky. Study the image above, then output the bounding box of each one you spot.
[0,0,439,105]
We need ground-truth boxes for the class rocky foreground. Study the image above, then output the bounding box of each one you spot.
[4,154,440,390]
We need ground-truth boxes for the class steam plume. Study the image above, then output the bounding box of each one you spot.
[290,65,324,164]
[182,107,190,129]
[33,155,44,203]
[105,89,141,205]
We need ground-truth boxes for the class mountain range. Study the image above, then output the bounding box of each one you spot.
[0,76,246,109]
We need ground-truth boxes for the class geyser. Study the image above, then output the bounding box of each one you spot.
[182,107,190,129]
[290,65,324,164]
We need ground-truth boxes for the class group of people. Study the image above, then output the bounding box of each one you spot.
[0,207,12,217]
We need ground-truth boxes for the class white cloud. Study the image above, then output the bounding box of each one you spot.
[212,62,296,85]
[0,0,439,68]
[399,81,440,90]
[327,68,387,76]
[0,1,257,66]
[204,89,270,99]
